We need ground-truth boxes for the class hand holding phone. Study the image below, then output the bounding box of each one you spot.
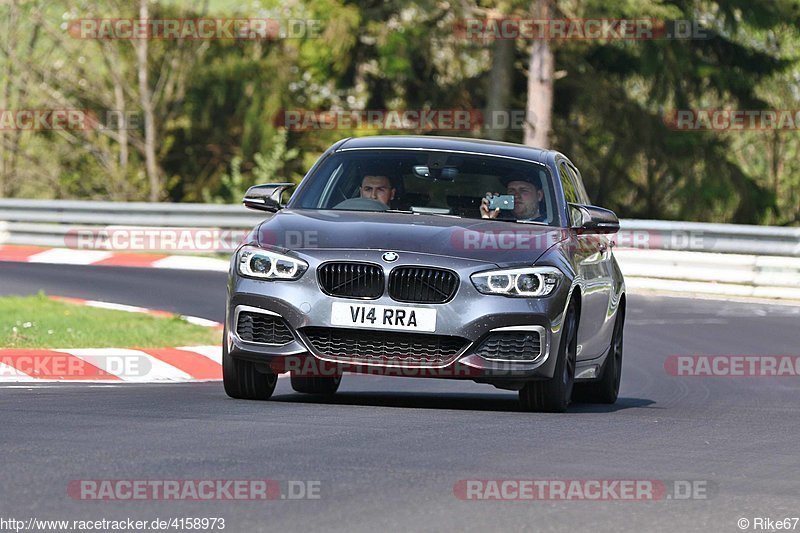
[481,192,514,219]
[488,194,515,211]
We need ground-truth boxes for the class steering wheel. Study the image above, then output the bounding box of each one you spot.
[332,197,389,211]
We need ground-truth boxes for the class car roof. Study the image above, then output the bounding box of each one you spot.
[336,135,554,164]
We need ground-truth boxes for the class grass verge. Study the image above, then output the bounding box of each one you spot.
[0,293,220,349]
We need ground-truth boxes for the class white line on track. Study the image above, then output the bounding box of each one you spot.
[178,345,223,365]
[54,348,194,382]
[27,248,113,265]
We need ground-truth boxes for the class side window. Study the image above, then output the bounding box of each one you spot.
[559,162,581,227]
[558,162,578,204]
[558,161,579,202]
[567,164,591,205]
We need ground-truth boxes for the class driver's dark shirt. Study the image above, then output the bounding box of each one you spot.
[495,211,546,223]
[523,214,546,223]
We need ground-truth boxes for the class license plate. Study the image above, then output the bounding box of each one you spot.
[331,302,437,332]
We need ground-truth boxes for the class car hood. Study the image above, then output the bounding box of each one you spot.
[255,209,567,266]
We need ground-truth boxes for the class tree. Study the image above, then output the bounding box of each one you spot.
[524,0,554,148]
[135,0,161,201]
[547,0,800,223]
[0,0,798,227]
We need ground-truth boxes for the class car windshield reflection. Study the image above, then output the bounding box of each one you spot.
[290,150,557,225]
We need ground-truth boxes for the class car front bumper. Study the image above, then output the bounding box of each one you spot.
[226,249,575,383]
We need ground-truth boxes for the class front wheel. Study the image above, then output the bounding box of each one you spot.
[518,304,578,413]
[222,328,278,400]
[574,306,624,404]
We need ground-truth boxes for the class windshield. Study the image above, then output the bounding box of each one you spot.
[289,149,560,225]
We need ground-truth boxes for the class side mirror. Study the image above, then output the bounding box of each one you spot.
[569,204,620,234]
[243,183,295,212]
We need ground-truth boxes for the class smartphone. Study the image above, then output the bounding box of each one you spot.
[488,195,515,210]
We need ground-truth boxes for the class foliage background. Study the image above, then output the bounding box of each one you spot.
[0,0,798,225]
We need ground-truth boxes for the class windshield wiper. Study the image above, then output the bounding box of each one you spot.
[386,209,465,219]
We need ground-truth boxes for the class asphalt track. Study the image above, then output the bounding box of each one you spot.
[1,261,799,532]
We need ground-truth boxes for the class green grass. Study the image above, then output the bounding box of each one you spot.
[0,294,221,349]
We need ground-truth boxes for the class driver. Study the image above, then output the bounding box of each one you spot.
[359,174,396,207]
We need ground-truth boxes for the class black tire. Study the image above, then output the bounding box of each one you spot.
[290,373,342,396]
[222,328,278,400]
[519,304,578,413]
[574,306,624,404]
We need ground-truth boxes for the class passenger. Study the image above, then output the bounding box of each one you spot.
[480,174,546,222]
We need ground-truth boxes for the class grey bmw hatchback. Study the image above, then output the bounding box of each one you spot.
[224,135,625,412]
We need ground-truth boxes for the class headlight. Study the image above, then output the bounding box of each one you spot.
[237,245,308,280]
[471,266,562,297]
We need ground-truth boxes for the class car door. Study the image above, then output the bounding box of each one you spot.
[558,159,615,360]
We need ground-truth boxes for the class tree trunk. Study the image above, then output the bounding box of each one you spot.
[770,130,783,195]
[523,0,554,149]
[136,0,160,201]
[108,44,129,191]
[0,0,19,196]
[6,11,40,198]
[484,38,514,141]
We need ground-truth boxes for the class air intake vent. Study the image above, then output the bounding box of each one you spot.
[300,327,468,367]
[318,262,384,299]
[473,331,542,362]
[388,267,458,303]
[236,311,295,345]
